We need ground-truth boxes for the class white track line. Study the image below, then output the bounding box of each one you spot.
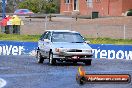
[0,78,6,88]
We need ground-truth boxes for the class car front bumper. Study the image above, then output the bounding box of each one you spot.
[53,51,93,60]
[59,52,93,56]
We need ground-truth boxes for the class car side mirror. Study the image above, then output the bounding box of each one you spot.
[44,39,50,43]
[85,41,90,44]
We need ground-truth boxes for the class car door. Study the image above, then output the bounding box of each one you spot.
[38,31,49,56]
[43,32,51,57]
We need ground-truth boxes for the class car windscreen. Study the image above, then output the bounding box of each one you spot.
[51,32,85,43]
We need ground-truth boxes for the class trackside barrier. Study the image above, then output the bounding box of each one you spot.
[0,41,37,55]
[0,41,132,60]
[90,44,132,60]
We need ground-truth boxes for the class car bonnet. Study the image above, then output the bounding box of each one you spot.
[51,42,92,50]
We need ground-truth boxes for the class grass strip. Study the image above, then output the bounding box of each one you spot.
[0,34,132,45]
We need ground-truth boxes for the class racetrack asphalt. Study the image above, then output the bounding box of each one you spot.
[0,55,132,88]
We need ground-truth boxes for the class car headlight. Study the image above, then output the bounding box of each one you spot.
[55,48,68,52]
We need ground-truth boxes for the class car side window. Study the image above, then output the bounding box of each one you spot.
[39,32,48,41]
[47,32,51,40]
[45,32,51,40]
[43,32,51,40]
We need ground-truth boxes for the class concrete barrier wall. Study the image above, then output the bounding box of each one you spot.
[0,41,132,60]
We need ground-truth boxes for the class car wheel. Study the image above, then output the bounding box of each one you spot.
[37,51,44,63]
[84,60,91,65]
[49,52,56,65]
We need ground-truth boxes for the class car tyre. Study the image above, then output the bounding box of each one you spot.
[37,51,44,63]
[49,52,56,65]
[84,60,91,65]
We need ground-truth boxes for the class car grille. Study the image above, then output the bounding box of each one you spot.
[68,49,82,52]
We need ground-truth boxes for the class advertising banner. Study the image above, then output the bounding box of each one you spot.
[0,41,37,55]
[90,44,132,60]
[0,41,132,60]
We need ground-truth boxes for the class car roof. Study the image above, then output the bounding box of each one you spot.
[45,30,79,33]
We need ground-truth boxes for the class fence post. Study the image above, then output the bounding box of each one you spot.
[70,23,73,31]
[96,24,99,38]
[124,24,126,39]
[45,15,48,30]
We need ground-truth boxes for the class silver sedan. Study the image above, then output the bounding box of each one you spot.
[36,30,93,65]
